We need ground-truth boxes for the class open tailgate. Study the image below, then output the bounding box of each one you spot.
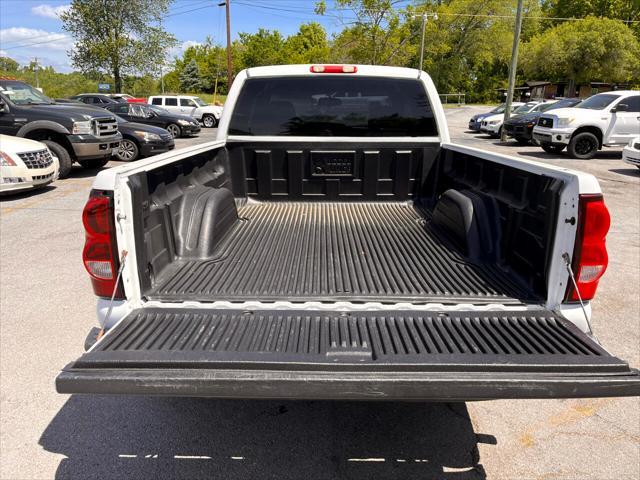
[57,308,640,400]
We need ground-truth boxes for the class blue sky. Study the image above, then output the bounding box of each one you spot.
[0,0,414,72]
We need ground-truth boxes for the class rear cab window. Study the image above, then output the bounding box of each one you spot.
[151,97,163,106]
[228,76,438,137]
[164,97,178,106]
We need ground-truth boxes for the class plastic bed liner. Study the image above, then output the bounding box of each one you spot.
[57,308,640,399]
[146,201,533,303]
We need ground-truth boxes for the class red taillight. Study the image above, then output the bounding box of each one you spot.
[82,191,123,298]
[565,194,610,302]
[310,65,357,74]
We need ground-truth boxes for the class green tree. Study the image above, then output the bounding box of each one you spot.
[542,1,640,36]
[521,16,640,95]
[283,23,330,63]
[318,0,413,65]
[238,29,287,67]
[0,56,19,72]
[174,38,228,92]
[403,0,543,102]
[180,59,202,92]
[60,0,176,92]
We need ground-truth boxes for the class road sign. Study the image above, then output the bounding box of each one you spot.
[98,83,110,92]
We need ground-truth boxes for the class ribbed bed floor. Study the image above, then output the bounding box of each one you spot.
[148,202,532,303]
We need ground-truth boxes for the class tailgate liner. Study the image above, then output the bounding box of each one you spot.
[73,308,626,373]
[147,202,533,303]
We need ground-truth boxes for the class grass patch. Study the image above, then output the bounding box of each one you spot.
[195,93,226,105]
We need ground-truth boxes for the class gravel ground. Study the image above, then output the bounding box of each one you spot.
[1,108,638,480]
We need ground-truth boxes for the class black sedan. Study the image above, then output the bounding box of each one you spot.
[114,116,174,162]
[69,93,125,106]
[105,103,201,138]
[503,98,582,144]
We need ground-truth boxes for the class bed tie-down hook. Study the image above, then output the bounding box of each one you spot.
[562,252,592,333]
[103,250,128,330]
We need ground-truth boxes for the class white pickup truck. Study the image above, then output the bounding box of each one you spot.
[57,65,640,400]
[533,91,640,159]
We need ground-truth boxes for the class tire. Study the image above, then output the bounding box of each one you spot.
[166,123,181,138]
[541,143,565,154]
[78,157,109,169]
[202,114,216,128]
[515,137,530,145]
[567,132,599,159]
[41,139,73,179]
[116,138,139,162]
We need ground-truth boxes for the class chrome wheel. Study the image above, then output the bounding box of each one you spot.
[166,124,181,138]
[202,115,216,128]
[116,139,138,161]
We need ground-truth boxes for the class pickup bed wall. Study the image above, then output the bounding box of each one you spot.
[128,142,562,303]
[227,140,440,201]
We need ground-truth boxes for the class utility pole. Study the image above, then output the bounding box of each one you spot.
[160,63,165,94]
[411,13,437,71]
[219,1,233,87]
[418,15,426,70]
[33,57,39,88]
[501,0,524,141]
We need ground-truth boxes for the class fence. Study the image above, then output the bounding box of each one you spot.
[439,93,466,106]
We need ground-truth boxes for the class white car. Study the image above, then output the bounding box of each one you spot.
[147,95,223,128]
[480,101,542,137]
[0,135,59,194]
[623,136,640,169]
[533,91,640,159]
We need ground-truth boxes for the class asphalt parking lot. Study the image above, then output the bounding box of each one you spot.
[1,107,638,480]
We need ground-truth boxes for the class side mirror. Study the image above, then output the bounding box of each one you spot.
[0,98,6,113]
[612,103,628,112]
[146,111,155,118]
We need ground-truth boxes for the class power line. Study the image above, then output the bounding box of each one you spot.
[165,4,214,18]
[413,11,640,24]
[1,34,70,50]
[1,3,211,51]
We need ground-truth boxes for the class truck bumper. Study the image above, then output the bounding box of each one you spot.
[70,133,122,160]
[533,127,573,146]
[56,368,640,400]
[139,139,175,157]
[622,145,640,167]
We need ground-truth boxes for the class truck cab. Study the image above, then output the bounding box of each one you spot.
[0,80,122,178]
[533,91,640,159]
[56,65,640,400]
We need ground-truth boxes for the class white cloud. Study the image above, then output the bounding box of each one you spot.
[31,4,71,19]
[0,27,74,51]
[181,40,201,51]
[166,40,202,62]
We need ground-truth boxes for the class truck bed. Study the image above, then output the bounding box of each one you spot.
[147,201,531,304]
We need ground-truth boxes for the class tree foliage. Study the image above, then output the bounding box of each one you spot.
[4,0,639,101]
[0,57,19,72]
[542,0,640,36]
[239,29,287,67]
[179,59,202,92]
[60,0,177,92]
[521,16,640,87]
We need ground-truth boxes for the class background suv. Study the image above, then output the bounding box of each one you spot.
[148,95,222,128]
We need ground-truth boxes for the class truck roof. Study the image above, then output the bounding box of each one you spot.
[592,90,639,96]
[245,64,425,80]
